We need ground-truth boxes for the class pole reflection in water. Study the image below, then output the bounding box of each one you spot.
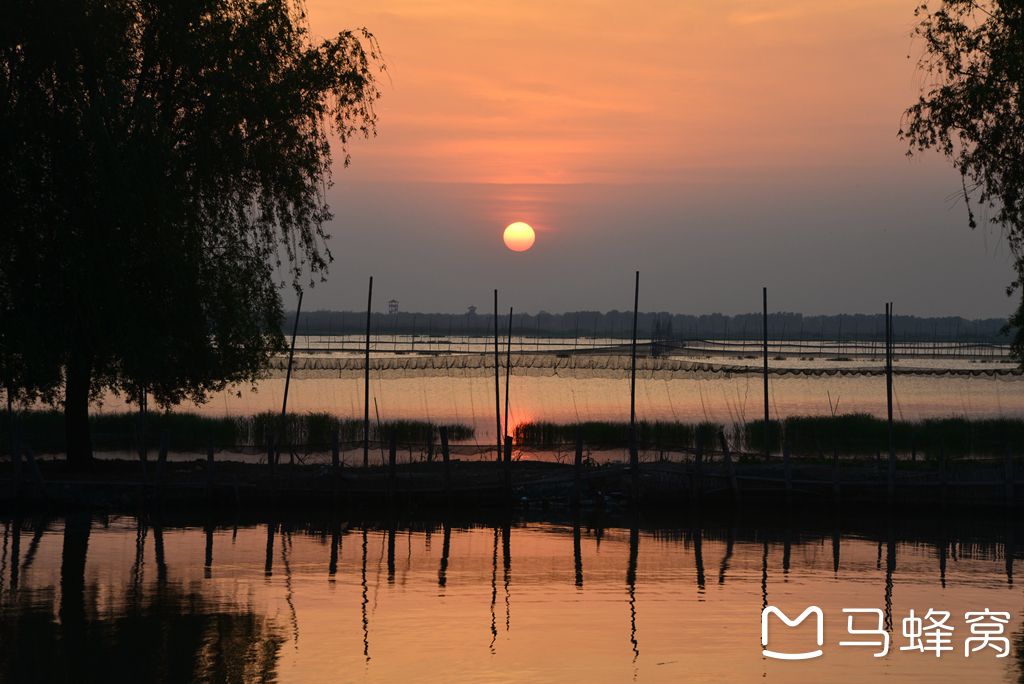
[627,521,639,662]
[573,512,583,589]
[0,511,1019,683]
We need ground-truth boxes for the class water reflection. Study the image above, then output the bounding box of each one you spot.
[0,514,283,684]
[0,510,1021,683]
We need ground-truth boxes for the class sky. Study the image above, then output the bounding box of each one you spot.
[284,0,1018,319]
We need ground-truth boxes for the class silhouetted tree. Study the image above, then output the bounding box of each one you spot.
[0,0,381,468]
[901,0,1024,364]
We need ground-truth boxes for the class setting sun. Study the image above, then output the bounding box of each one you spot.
[503,222,536,251]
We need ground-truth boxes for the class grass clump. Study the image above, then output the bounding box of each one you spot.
[512,420,724,449]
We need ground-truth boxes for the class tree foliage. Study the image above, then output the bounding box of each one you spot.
[900,0,1024,362]
[1,0,380,467]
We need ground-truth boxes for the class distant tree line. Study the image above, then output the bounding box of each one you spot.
[286,310,1015,343]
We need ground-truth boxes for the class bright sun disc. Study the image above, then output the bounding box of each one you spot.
[503,222,535,251]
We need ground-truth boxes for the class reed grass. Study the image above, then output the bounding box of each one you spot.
[746,414,1024,458]
[512,420,725,449]
[2,409,474,454]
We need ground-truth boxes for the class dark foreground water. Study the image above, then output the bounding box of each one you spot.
[0,508,1021,683]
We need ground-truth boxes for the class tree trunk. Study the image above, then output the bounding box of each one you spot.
[64,351,94,471]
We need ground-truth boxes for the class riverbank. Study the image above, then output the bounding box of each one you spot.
[3,452,1023,513]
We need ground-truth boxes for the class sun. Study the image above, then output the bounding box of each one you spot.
[503,222,535,251]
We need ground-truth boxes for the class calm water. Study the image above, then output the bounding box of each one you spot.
[0,511,1021,683]
[92,345,1024,454]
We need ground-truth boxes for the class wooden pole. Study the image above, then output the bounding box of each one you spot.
[364,277,373,468]
[440,425,452,508]
[718,430,741,506]
[763,287,770,462]
[573,426,584,508]
[630,272,639,428]
[277,290,302,464]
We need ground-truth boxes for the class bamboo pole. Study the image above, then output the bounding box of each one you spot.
[630,272,639,428]
[886,303,895,507]
[494,290,502,461]
[628,426,640,503]
[504,306,513,449]
[763,287,770,462]
[364,277,372,468]
[277,290,303,464]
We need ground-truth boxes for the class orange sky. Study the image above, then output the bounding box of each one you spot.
[290,1,1016,319]
[310,0,919,184]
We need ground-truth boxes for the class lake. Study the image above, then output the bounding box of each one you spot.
[90,338,1024,457]
[0,509,1020,683]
